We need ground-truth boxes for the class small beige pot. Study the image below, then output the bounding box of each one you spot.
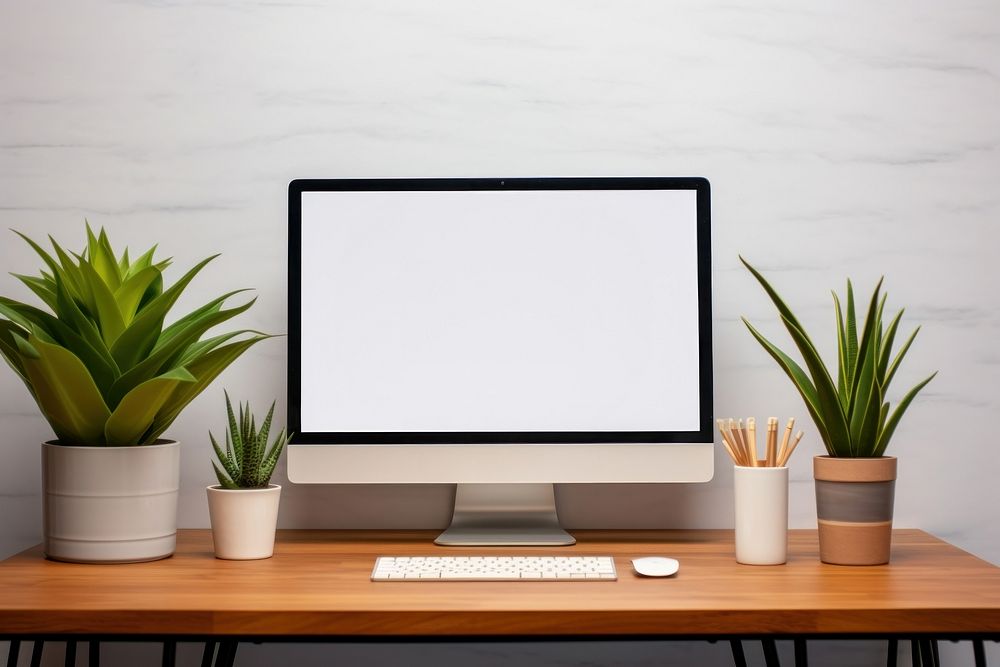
[814,456,896,565]
[42,440,180,563]
[207,484,281,560]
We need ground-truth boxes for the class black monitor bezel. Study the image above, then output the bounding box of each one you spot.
[288,177,713,445]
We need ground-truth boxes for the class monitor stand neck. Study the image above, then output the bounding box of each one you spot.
[434,483,576,546]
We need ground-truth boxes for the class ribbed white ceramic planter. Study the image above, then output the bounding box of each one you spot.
[42,440,180,563]
[207,485,281,560]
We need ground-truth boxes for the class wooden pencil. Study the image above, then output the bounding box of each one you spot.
[747,418,757,467]
[717,419,744,466]
[778,430,804,467]
[766,417,778,467]
[777,417,795,465]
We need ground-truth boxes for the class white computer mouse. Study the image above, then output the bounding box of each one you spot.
[632,556,680,577]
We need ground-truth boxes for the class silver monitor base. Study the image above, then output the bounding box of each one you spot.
[435,483,576,546]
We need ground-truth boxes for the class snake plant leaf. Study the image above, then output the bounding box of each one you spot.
[845,280,858,391]
[104,367,196,446]
[739,256,817,348]
[883,326,921,391]
[113,267,162,325]
[847,281,884,456]
[832,291,849,410]
[779,314,852,454]
[142,335,272,443]
[19,334,111,443]
[874,372,937,456]
[847,278,884,407]
[878,309,904,384]
[110,254,219,371]
[106,297,257,408]
[741,317,833,453]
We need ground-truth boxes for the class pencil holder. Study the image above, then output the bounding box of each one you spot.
[734,465,788,565]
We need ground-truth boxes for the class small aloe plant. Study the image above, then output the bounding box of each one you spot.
[740,256,936,458]
[211,393,287,489]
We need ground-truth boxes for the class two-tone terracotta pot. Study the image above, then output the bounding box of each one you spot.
[814,456,896,565]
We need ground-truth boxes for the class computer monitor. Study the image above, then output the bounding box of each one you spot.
[287,177,713,545]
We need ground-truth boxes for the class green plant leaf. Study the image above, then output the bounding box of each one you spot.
[739,257,816,347]
[110,254,218,371]
[874,372,937,456]
[847,280,884,455]
[883,326,920,391]
[104,367,196,445]
[113,266,162,325]
[832,291,849,410]
[778,314,852,455]
[156,289,252,349]
[19,334,111,443]
[106,297,257,408]
[877,309,903,382]
[227,391,244,471]
[142,334,272,442]
[210,431,240,481]
[79,260,126,346]
[0,296,120,397]
[12,274,58,311]
[845,280,857,390]
[93,226,122,290]
[742,317,834,454]
[212,460,238,489]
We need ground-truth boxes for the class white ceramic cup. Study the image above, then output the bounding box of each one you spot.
[734,465,788,565]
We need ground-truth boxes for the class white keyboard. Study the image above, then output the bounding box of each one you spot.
[371,555,618,581]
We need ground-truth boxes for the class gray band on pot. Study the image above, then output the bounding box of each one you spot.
[815,480,895,522]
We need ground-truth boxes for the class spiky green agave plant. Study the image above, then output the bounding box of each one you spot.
[740,256,936,458]
[0,224,272,446]
[211,393,287,489]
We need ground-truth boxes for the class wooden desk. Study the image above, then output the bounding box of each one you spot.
[1,529,999,639]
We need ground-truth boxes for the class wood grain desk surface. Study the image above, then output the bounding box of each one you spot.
[1,529,999,637]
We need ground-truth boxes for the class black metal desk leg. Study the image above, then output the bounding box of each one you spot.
[201,641,217,667]
[887,639,897,667]
[794,639,808,667]
[973,639,987,667]
[6,640,20,667]
[161,641,176,667]
[911,640,922,667]
[762,639,781,667]
[215,641,238,667]
[64,641,76,667]
[29,641,43,667]
[730,640,748,667]
[89,641,99,667]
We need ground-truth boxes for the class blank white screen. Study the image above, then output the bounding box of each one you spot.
[299,189,701,433]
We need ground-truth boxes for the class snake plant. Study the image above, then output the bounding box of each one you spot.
[740,257,936,458]
[211,393,287,489]
[0,224,271,446]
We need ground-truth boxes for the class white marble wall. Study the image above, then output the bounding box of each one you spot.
[2,1,999,665]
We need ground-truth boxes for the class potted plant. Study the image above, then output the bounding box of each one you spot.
[207,394,287,560]
[0,225,270,563]
[740,257,936,565]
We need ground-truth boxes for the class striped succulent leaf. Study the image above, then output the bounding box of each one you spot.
[211,394,287,489]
